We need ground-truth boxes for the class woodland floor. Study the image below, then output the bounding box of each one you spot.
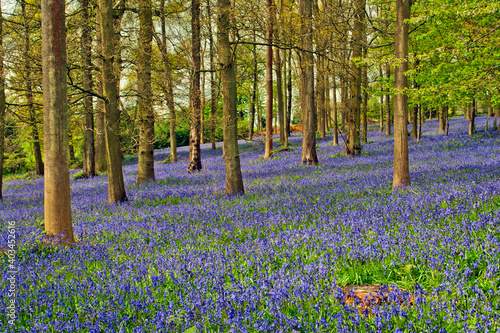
[1,116,500,332]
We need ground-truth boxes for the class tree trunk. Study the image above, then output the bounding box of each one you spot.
[346,0,365,156]
[332,70,339,146]
[98,0,127,203]
[411,62,419,139]
[325,70,331,131]
[95,9,107,173]
[218,0,244,195]
[299,0,318,164]
[0,2,5,200]
[264,0,274,159]
[379,65,384,133]
[41,0,74,243]
[137,0,155,184]
[385,64,391,136]
[287,51,292,136]
[208,0,217,149]
[317,57,326,138]
[22,0,44,176]
[81,0,95,178]
[188,0,203,172]
[362,52,368,144]
[469,97,476,136]
[439,106,446,132]
[417,103,422,141]
[392,0,411,188]
[157,0,177,162]
[276,49,285,144]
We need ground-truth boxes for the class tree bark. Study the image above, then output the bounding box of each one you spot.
[346,0,365,156]
[385,64,391,136]
[392,0,411,188]
[157,0,177,162]
[98,0,127,203]
[469,97,476,136]
[332,70,339,146]
[264,0,274,159]
[379,65,384,133]
[95,9,107,173]
[137,0,155,184]
[287,52,292,136]
[276,48,286,144]
[317,56,326,138]
[207,0,217,149]
[22,0,44,176]
[218,0,244,194]
[81,0,95,178]
[439,106,446,132]
[362,50,368,144]
[41,0,74,243]
[299,0,318,164]
[0,2,5,200]
[188,0,202,172]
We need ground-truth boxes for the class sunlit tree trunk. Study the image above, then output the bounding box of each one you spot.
[393,0,411,188]
[379,65,384,133]
[98,0,127,203]
[218,0,244,194]
[276,49,286,144]
[81,0,95,178]
[362,51,368,144]
[41,0,74,243]
[188,0,203,172]
[0,1,5,201]
[137,0,155,184]
[317,57,326,138]
[287,52,292,136]
[439,106,446,132]
[469,97,476,136]
[332,70,339,146]
[299,0,318,164]
[264,0,274,159]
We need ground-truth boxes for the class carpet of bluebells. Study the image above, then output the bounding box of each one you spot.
[1,117,500,332]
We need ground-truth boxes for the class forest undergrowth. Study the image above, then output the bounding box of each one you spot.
[1,117,500,332]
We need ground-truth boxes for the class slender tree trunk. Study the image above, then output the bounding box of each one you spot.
[208,0,217,149]
[218,0,244,194]
[157,0,177,162]
[346,0,365,156]
[98,0,127,203]
[325,70,331,131]
[41,0,74,243]
[299,0,318,164]
[276,49,285,143]
[287,52,292,136]
[317,57,326,138]
[469,97,476,136]
[362,52,368,144]
[188,0,203,172]
[22,0,44,176]
[340,74,347,129]
[95,10,107,173]
[0,2,5,201]
[81,0,95,178]
[411,63,419,139]
[379,65,384,133]
[249,32,257,140]
[417,103,422,141]
[385,64,391,136]
[264,0,274,159]
[137,0,155,184]
[282,49,289,147]
[332,70,339,146]
[392,0,411,188]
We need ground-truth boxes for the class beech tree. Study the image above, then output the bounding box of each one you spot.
[41,0,74,243]
[299,0,318,165]
[188,0,202,172]
[218,0,244,194]
[264,0,274,159]
[137,0,155,184]
[98,0,127,203]
[393,0,411,188]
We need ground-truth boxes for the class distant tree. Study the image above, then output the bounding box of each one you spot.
[188,0,203,173]
[98,0,127,203]
[137,0,155,184]
[393,0,410,188]
[207,0,217,150]
[218,0,244,194]
[41,0,74,243]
